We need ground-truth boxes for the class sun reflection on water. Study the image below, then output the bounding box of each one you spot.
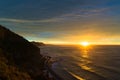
[79,46,95,72]
[68,71,85,80]
[82,49,89,58]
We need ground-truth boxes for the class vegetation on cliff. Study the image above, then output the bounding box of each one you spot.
[0,48,32,80]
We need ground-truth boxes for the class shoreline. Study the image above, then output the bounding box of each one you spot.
[47,60,79,80]
[43,56,64,80]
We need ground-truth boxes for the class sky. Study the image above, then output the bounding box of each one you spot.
[0,0,120,45]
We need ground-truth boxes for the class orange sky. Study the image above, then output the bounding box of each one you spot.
[1,0,120,45]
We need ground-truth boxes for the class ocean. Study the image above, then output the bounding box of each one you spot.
[40,45,120,80]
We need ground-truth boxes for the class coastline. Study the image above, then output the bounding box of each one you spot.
[47,60,80,80]
[43,56,64,80]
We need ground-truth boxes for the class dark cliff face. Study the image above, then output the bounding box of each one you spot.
[0,25,44,78]
[0,25,41,61]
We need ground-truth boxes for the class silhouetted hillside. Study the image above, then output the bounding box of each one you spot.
[0,25,52,80]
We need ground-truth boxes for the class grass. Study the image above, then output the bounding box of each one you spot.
[0,48,32,80]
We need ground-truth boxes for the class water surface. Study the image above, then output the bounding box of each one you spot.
[40,45,120,80]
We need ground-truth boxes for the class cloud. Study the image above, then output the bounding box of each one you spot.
[0,18,62,23]
[62,8,109,18]
[0,0,120,44]
[0,7,110,24]
[0,0,110,20]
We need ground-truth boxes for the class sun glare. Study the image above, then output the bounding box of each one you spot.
[80,42,89,47]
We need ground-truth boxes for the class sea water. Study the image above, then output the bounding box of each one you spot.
[40,45,120,80]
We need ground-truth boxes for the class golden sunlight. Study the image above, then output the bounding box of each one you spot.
[80,42,90,47]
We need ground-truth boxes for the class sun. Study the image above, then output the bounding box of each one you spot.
[80,42,90,47]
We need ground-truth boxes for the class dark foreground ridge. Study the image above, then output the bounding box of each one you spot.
[0,25,55,80]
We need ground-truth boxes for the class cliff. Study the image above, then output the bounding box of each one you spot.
[0,25,50,80]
